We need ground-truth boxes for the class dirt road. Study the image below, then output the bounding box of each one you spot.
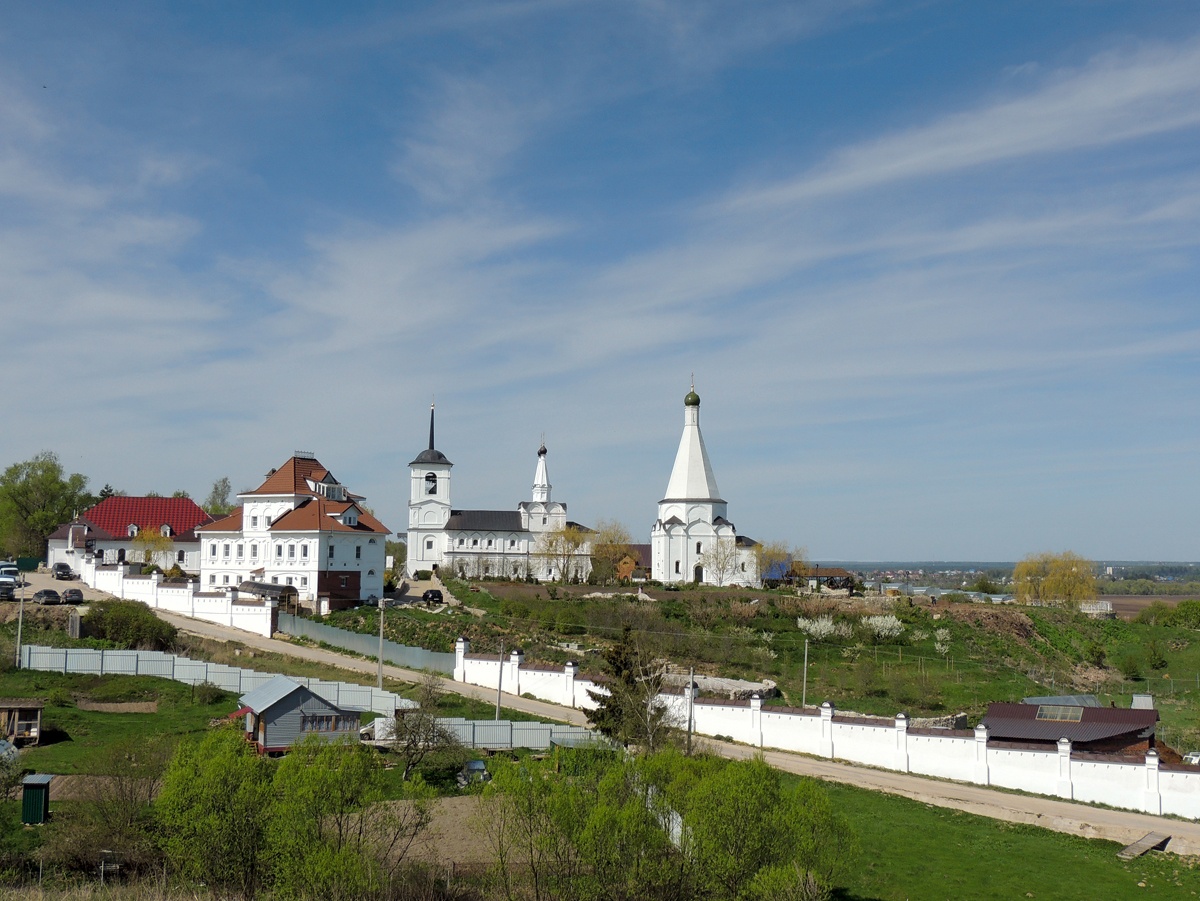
[151,609,1200,856]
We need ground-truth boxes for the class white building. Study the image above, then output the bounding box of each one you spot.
[406,405,591,581]
[651,386,759,586]
[198,452,390,608]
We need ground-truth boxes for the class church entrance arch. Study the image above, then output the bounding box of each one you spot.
[693,564,703,583]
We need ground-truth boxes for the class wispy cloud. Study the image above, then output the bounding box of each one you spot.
[725,37,1200,211]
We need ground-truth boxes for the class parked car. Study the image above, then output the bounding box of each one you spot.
[33,589,62,605]
[1184,751,1200,766]
[421,589,444,605]
[457,759,491,787]
[0,563,19,586]
[62,588,84,605]
[52,562,74,580]
[0,584,14,601]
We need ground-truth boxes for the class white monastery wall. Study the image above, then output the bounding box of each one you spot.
[452,638,1200,820]
[77,556,276,638]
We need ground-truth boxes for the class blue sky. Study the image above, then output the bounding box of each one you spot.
[3,2,1200,561]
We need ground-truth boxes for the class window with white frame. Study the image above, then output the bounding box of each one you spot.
[355,545,361,559]
[271,576,278,584]
[276,545,283,559]
[209,543,217,557]
[288,544,295,559]
[300,577,308,587]
[300,544,308,559]
[222,575,230,585]
[160,524,172,537]
[128,524,139,537]
[236,544,243,558]
[209,574,216,584]
[250,544,258,558]
[250,516,258,528]
[458,538,464,546]
[223,543,231,558]
[425,539,433,550]
[328,545,334,559]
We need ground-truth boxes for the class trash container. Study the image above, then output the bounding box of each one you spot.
[21,774,53,825]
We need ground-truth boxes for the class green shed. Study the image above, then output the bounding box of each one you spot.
[21,774,53,825]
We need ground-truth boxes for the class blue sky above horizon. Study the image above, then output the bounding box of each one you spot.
[3,2,1200,561]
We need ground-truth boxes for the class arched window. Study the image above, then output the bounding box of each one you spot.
[127,524,139,537]
[674,560,680,575]
[696,541,702,554]
[160,524,172,537]
[425,473,438,495]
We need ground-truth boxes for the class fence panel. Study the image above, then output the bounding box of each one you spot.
[19,646,410,714]
[277,613,455,674]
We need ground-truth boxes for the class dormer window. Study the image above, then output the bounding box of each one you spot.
[127,524,139,537]
[425,473,438,495]
[160,524,172,538]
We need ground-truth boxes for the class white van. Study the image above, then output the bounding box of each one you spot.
[0,563,19,587]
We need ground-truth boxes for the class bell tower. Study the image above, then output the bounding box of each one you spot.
[406,403,453,575]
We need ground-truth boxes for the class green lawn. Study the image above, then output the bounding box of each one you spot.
[0,669,235,774]
[823,780,1198,900]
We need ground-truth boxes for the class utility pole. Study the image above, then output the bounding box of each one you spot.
[375,596,384,689]
[687,666,695,755]
[15,574,25,669]
[801,639,809,708]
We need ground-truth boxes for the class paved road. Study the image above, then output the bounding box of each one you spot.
[153,609,1200,856]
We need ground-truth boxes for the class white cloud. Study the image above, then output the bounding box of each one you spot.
[724,37,1200,211]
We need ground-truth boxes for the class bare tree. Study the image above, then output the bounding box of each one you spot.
[389,673,467,780]
[589,518,635,585]
[699,537,740,587]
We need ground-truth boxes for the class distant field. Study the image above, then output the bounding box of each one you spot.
[1106,595,1191,620]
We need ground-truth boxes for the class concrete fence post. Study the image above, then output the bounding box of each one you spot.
[750,693,763,747]
[510,648,524,695]
[973,723,990,785]
[820,701,835,758]
[1144,749,1163,815]
[564,661,579,707]
[1056,737,1073,799]
[895,713,910,773]
[454,637,469,682]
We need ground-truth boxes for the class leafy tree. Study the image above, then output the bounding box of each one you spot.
[536,524,587,583]
[132,526,174,567]
[589,518,635,585]
[755,541,801,585]
[586,625,678,751]
[156,725,274,899]
[204,476,234,516]
[171,489,191,498]
[267,736,434,901]
[0,451,94,557]
[1013,551,1096,607]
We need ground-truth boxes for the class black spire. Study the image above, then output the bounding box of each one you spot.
[410,402,452,466]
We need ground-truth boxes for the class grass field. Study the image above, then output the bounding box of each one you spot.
[320,579,1200,751]
[822,780,1197,899]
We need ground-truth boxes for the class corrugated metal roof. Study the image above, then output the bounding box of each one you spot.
[445,510,523,532]
[239,674,305,713]
[982,701,1157,744]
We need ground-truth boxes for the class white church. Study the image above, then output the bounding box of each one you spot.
[651,386,760,587]
[405,406,592,581]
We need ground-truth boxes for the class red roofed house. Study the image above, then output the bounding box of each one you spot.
[47,497,216,572]
[197,452,390,610]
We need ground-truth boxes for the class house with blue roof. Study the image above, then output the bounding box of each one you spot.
[236,674,360,754]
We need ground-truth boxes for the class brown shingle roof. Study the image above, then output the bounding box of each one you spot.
[982,702,1157,744]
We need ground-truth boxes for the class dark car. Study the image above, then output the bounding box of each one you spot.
[33,589,61,605]
[62,588,84,605]
[0,584,14,601]
[51,562,73,580]
[421,589,443,605]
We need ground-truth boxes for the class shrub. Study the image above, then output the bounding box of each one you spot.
[193,681,226,705]
[1147,640,1167,670]
[83,599,177,651]
[1119,654,1142,680]
[414,570,433,581]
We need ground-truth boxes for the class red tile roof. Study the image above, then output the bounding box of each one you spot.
[243,456,334,497]
[61,496,215,541]
[269,498,390,534]
[196,508,244,534]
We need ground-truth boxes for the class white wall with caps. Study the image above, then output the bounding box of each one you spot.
[78,556,276,638]
[453,637,1200,822]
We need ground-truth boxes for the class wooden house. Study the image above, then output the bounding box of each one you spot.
[234,675,360,754]
[0,699,44,747]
